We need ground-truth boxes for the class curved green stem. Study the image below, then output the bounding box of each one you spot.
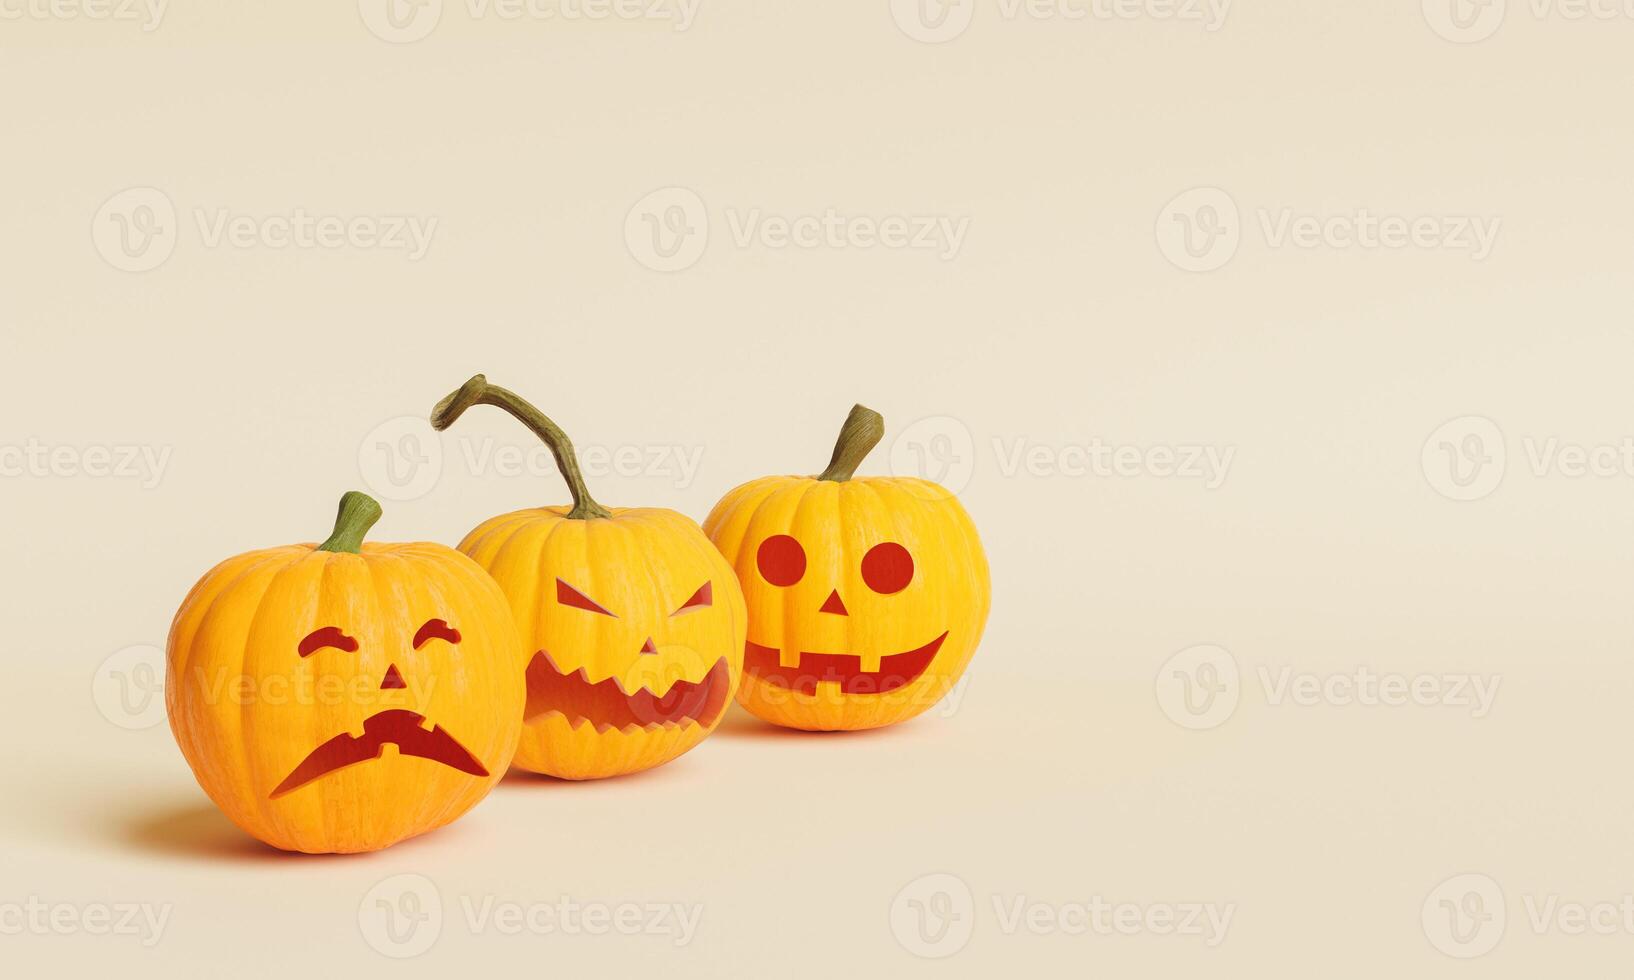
[316,491,383,553]
[818,403,885,482]
[431,374,612,520]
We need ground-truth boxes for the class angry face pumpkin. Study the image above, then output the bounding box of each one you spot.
[432,376,746,780]
[704,405,990,731]
[166,491,525,854]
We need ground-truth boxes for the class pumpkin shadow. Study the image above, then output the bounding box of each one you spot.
[710,706,905,740]
[495,757,696,789]
[120,801,294,863]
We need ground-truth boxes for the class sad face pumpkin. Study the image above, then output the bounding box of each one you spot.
[166,492,525,854]
[704,405,990,731]
[433,376,746,780]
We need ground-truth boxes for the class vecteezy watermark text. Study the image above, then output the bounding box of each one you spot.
[0,898,172,947]
[1156,645,1501,730]
[359,874,702,958]
[0,0,166,30]
[1421,415,1634,502]
[624,187,970,272]
[1156,187,1501,272]
[1423,872,1634,959]
[358,414,706,502]
[358,0,701,43]
[1,440,171,489]
[889,873,1234,959]
[93,188,438,272]
[890,0,1232,44]
[883,415,1235,494]
[1424,0,1634,44]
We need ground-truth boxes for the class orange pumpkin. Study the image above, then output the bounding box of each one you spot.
[704,405,990,731]
[432,376,746,780]
[165,491,525,853]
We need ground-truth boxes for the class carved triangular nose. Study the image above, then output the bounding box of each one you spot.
[639,637,659,655]
[380,664,407,689]
[820,590,848,615]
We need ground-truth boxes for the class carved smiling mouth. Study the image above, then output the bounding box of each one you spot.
[270,709,487,798]
[525,653,731,733]
[744,632,949,695]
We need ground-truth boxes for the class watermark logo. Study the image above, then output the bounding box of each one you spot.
[1155,187,1240,272]
[890,874,1234,957]
[359,0,445,42]
[1423,0,1507,42]
[1159,187,1502,271]
[891,0,977,42]
[890,873,976,958]
[359,416,445,502]
[625,187,710,272]
[360,874,443,958]
[1159,646,1499,731]
[360,0,699,40]
[1423,873,1505,958]
[93,187,177,273]
[625,187,970,271]
[357,414,706,502]
[360,874,703,954]
[891,416,978,493]
[1420,418,1634,501]
[1422,416,1505,501]
[1155,644,1240,730]
[93,644,166,731]
[886,415,1234,493]
[93,187,437,272]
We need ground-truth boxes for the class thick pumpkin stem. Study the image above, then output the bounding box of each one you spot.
[818,404,885,482]
[430,374,613,521]
[316,491,383,554]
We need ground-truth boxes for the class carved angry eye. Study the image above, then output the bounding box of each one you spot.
[861,542,914,594]
[298,626,358,658]
[757,535,806,587]
[673,582,713,616]
[413,618,462,649]
[557,579,615,617]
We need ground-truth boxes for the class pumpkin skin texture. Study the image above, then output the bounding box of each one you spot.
[703,406,990,732]
[165,492,525,854]
[432,376,746,780]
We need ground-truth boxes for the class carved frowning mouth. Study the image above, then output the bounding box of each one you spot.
[270,709,487,798]
[525,653,731,733]
[744,631,949,695]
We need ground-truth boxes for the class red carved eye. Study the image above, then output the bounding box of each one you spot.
[413,618,461,649]
[557,579,615,617]
[757,535,806,587]
[298,626,357,658]
[861,542,914,594]
[673,582,712,616]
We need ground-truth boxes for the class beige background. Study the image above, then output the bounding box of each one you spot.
[4,0,1633,974]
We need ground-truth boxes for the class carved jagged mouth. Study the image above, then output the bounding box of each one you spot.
[270,709,487,799]
[744,631,949,695]
[525,653,731,733]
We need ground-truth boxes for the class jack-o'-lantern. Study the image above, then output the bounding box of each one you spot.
[432,375,746,780]
[165,491,526,854]
[703,405,990,731]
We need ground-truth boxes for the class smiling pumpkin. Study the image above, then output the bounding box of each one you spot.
[704,405,990,731]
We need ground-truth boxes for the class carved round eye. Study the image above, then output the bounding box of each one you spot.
[757,535,806,587]
[861,542,914,594]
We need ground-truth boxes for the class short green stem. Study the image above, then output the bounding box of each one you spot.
[316,491,383,553]
[431,374,613,520]
[818,404,885,482]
